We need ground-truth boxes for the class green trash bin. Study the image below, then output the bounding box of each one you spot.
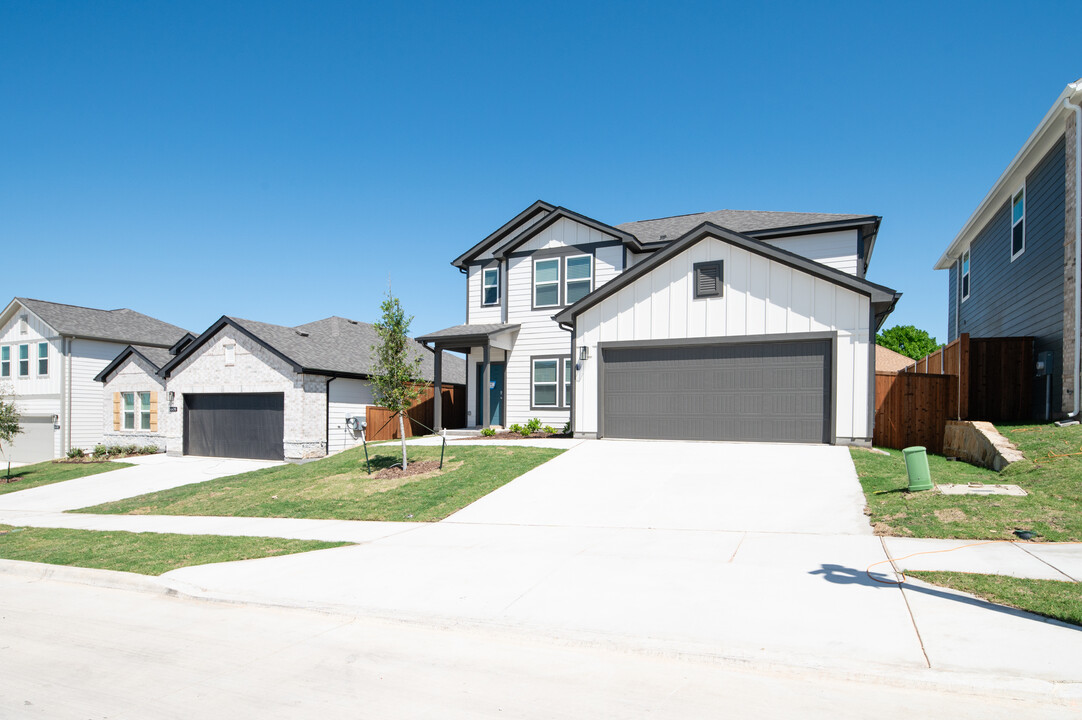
[902,446,933,492]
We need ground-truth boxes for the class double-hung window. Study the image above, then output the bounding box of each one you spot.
[139,392,152,430]
[534,259,560,307]
[1011,187,1025,260]
[564,358,572,406]
[123,392,136,429]
[482,267,500,306]
[532,359,559,407]
[17,344,29,377]
[564,255,593,304]
[37,342,48,376]
[1,346,8,377]
[961,250,970,301]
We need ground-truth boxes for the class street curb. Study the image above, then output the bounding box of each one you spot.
[3,558,1080,707]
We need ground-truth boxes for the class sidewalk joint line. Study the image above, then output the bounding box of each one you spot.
[881,536,931,669]
[727,532,747,563]
[1012,543,1078,582]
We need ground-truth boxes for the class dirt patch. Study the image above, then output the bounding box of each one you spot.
[2,476,23,484]
[873,522,912,536]
[934,508,968,523]
[372,459,443,479]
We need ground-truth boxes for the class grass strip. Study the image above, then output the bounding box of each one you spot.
[908,570,1082,627]
[0,460,133,496]
[0,524,349,576]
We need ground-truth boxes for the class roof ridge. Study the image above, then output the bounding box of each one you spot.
[620,208,871,225]
[18,297,118,312]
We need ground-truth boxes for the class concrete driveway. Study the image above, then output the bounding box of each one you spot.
[447,440,872,535]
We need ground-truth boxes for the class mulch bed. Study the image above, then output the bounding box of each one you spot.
[371,460,443,479]
[463,432,571,441]
[2,476,23,484]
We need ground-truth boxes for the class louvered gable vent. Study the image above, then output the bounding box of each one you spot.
[693,261,723,298]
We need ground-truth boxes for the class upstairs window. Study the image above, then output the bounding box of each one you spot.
[37,342,48,376]
[1011,186,1025,260]
[482,267,500,306]
[564,255,593,304]
[534,259,560,307]
[17,344,29,377]
[1,346,8,377]
[961,250,970,301]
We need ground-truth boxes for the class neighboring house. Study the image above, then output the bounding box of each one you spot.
[0,297,189,463]
[934,79,1082,419]
[96,314,466,461]
[420,201,900,445]
[874,345,915,374]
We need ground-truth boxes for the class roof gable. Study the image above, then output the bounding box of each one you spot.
[5,297,187,346]
[491,206,639,260]
[94,344,175,383]
[452,200,557,269]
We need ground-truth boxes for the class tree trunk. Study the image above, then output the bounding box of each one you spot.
[398,412,408,469]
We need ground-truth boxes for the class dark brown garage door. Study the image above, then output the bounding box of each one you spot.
[183,393,284,460]
[600,338,832,443]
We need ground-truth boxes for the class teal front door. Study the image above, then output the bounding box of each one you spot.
[475,362,505,426]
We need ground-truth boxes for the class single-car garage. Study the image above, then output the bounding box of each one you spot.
[600,337,832,443]
[183,393,284,461]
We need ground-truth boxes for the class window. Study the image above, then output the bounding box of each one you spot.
[534,259,560,307]
[1,346,8,378]
[482,267,500,306]
[533,359,559,407]
[564,358,572,406]
[694,261,723,298]
[37,342,48,376]
[1011,187,1025,260]
[123,392,135,429]
[224,343,236,366]
[139,392,152,430]
[17,344,28,377]
[962,252,972,298]
[564,255,593,304]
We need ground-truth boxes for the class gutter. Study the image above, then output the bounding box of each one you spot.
[1066,83,1082,416]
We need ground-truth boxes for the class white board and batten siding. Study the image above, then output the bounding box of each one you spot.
[573,236,872,442]
[327,378,374,454]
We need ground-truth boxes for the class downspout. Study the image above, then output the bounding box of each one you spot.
[1066,86,1082,417]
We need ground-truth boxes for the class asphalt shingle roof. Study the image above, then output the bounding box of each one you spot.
[416,323,519,341]
[130,345,175,370]
[617,209,874,244]
[16,297,188,346]
[228,316,466,385]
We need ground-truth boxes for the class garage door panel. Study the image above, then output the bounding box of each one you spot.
[7,416,54,463]
[602,338,831,443]
[184,393,284,461]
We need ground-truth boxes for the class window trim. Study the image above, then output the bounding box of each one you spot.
[139,391,152,430]
[563,358,572,407]
[1010,183,1026,261]
[532,258,561,309]
[960,249,971,302]
[17,343,29,377]
[481,266,500,307]
[122,392,136,430]
[36,342,49,377]
[0,346,8,378]
[693,261,724,299]
[563,254,593,306]
[530,355,572,411]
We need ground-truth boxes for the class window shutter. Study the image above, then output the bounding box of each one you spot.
[149,392,158,432]
[113,392,121,430]
[694,261,723,298]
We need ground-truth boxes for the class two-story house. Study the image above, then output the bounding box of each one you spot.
[420,201,900,445]
[0,297,189,463]
[934,79,1082,420]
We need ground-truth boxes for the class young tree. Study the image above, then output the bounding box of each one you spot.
[876,325,942,360]
[370,290,424,469]
[0,392,22,479]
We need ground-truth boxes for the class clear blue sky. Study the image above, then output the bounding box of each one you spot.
[3,1,1080,342]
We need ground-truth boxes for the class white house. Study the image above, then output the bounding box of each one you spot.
[0,297,189,463]
[419,202,899,445]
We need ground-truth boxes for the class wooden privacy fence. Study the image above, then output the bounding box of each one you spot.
[365,385,466,442]
[874,372,955,454]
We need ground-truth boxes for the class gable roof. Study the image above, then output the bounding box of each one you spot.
[452,200,556,269]
[5,297,188,347]
[554,222,900,330]
[935,79,1082,270]
[94,344,177,383]
[617,209,878,244]
[490,206,640,260]
[160,315,466,385]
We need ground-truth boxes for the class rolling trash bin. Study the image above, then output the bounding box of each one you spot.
[902,446,933,492]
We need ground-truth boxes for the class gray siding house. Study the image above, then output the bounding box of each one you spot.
[935,79,1082,419]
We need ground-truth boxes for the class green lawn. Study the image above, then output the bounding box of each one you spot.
[0,459,133,496]
[0,524,348,576]
[76,444,563,521]
[908,571,1082,627]
[851,423,1082,541]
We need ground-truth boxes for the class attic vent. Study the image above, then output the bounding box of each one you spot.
[693,261,723,299]
[659,234,667,240]
[347,319,358,325]
[295,330,309,337]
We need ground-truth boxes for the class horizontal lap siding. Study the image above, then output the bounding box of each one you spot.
[467,263,503,325]
[327,378,373,453]
[70,339,128,451]
[762,229,859,276]
[957,136,1065,414]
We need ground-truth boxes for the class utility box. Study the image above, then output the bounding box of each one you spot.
[1036,351,1054,376]
[902,446,933,492]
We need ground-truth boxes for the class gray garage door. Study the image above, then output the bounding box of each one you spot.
[6,415,55,463]
[601,338,832,443]
[183,393,284,460]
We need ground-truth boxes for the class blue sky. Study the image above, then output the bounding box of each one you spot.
[2,1,1080,341]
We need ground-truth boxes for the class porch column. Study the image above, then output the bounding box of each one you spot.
[482,343,491,429]
[433,347,443,432]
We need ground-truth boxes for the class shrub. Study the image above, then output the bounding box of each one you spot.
[508,424,524,435]
[525,418,542,434]
[542,425,557,435]
[66,447,85,459]
[562,421,571,435]
[123,444,139,455]
[107,445,125,456]
[93,445,108,458]
[141,445,160,455]
[480,428,496,437]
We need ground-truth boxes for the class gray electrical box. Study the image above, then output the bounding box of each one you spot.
[1036,351,1054,376]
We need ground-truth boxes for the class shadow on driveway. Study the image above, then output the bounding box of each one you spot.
[809,563,1080,632]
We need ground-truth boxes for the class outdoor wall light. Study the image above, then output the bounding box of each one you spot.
[167,391,175,403]
[579,346,590,360]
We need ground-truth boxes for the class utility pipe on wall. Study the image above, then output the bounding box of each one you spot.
[1066,85,1082,417]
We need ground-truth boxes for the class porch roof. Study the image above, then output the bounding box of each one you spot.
[416,323,519,352]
